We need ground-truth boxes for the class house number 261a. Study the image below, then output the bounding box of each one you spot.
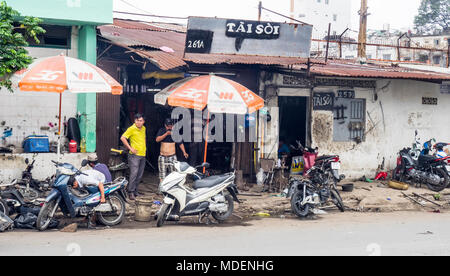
[187,40,205,49]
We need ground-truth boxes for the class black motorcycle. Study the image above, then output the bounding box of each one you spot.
[0,179,40,216]
[286,151,345,218]
[19,158,51,196]
[393,147,449,192]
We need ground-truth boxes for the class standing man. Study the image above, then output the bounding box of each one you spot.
[156,118,189,182]
[121,114,146,200]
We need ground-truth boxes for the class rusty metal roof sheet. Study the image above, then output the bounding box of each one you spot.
[112,19,169,32]
[184,53,320,66]
[133,50,187,71]
[99,25,186,53]
[308,61,450,81]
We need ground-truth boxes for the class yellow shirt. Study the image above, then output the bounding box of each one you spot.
[122,124,147,157]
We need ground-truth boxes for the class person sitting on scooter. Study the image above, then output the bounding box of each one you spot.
[72,169,107,204]
[87,153,112,183]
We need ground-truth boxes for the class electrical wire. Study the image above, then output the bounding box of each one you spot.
[115,0,188,20]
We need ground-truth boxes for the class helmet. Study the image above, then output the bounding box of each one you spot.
[87,153,98,162]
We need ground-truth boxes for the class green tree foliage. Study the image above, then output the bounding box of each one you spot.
[414,0,450,34]
[0,1,45,92]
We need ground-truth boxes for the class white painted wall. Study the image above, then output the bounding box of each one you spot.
[260,72,450,179]
[311,79,450,179]
[0,153,89,183]
[0,27,79,150]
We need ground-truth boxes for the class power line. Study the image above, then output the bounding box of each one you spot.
[116,0,188,20]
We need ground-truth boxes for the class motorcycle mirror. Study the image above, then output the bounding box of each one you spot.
[81,159,89,167]
[25,158,29,164]
[201,162,210,169]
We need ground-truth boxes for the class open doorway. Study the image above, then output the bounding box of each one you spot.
[278,96,309,150]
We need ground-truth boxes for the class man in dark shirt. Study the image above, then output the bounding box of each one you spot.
[156,118,189,182]
[87,153,113,183]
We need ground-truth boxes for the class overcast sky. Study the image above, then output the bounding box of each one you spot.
[113,0,422,31]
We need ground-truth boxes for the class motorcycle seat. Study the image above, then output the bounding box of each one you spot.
[193,174,231,189]
[316,155,338,162]
[419,155,437,165]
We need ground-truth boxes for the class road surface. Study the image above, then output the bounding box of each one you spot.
[1,211,449,256]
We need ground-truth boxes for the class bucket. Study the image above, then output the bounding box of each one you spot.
[134,197,153,222]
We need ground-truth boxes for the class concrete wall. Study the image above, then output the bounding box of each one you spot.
[0,27,79,150]
[0,153,89,182]
[260,73,450,179]
[309,79,450,178]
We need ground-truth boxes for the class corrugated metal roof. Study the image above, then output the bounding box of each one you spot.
[112,19,169,32]
[184,53,320,66]
[133,50,187,71]
[99,25,186,53]
[308,61,450,81]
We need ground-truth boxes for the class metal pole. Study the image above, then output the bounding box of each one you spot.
[258,1,262,21]
[325,23,331,62]
[339,28,350,59]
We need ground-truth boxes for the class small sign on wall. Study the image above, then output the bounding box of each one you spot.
[441,81,450,94]
[337,90,355,99]
[313,92,335,110]
[422,97,438,105]
[185,30,214,54]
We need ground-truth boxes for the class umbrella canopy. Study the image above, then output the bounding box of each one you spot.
[155,75,264,114]
[10,55,122,159]
[11,55,122,94]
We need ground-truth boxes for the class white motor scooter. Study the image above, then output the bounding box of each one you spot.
[155,161,240,227]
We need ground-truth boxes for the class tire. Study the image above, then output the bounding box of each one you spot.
[211,195,234,222]
[36,199,58,231]
[290,190,310,218]
[0,199,9,216]
[392,165,404,182]
[330,189,345,212]
[156,203,170,228]
[96,194,126,227]
[426,168,448,192]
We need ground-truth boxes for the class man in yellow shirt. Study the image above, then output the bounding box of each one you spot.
[121,114,147,200]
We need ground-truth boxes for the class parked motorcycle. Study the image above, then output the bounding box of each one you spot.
[392,147,449,192]
[155,161,240,227]
[20,158,51,192]
[0,179,42,217]
[285,144,345,218]
[36,160,128,231]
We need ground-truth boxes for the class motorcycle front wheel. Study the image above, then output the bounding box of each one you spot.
[290,191,310,218]
[211,195,234,222]
[426,168,448,192]
[97,194,126,226]
[156,203,171,227]
[330,189,345,212]
[0,199,9,216]
[36,199,58,231]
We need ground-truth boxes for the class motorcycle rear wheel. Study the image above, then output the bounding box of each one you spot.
[96,194,126,226]
[0,199,9,216]
[36,199,57,231]
[211,195,234,222]
[426,168,448,192]
[290,191,310,218]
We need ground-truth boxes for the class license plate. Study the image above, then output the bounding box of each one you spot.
[331,162,341,170]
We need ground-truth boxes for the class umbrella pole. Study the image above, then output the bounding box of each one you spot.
[203,111,210,174]
[57,93,62,162]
